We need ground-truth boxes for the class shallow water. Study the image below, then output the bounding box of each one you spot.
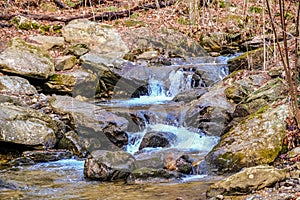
[0,159,217,200]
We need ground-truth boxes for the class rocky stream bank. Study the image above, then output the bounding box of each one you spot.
[0,18,299,199]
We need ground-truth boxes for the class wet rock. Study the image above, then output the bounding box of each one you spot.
[43,69,98,97]
[175,155,193,174]
[134,148,202,171]
[0,179,17,190]
[127,167,182,184]
[28,35,65,51]
[62,19,129,58]
[206,165,286,197]
[81,54,151,97]
[0,103,58,149]
[205,104,289,175]
[194,64,228,87]
[184,87,234,137]
[173,88,207,103]
[56,131,88,157]
[22,149,73,162]
[123,27,207,58]
[55,55,77,71]
[84,150,135,181]
[0,37,54,79]
[139,131,176,150]
[0,75,37,95]
[49,95,129,151]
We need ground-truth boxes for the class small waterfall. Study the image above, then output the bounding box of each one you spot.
[148,78,166,97]
[126,124,219,155]
[167,69,194,97]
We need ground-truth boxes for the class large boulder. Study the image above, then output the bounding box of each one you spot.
[81,54,151,97]
[62,19,129,58]
[49,95,129,151]
[0,103,58,149]
[184,87,235,136]
[122,27,207,58]
[206,165,286,197]
[0,37,54,79]
[205,104,289,175]
[43,69,98,97]
[84,150,136,181]
[0,75,37,95]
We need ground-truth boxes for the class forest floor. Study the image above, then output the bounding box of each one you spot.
[1,0,300,199]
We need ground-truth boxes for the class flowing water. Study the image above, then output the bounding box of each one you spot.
[0,55,235,199]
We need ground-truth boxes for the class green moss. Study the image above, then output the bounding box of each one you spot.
[123,20,145,27]
[39,25,51,34]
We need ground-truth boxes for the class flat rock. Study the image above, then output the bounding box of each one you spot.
[0,37,54,79]
[0,103,58,149]
[0,75,37,95]
[206,165,286,197]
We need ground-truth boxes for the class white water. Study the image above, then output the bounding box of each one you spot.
[126,124,219,155]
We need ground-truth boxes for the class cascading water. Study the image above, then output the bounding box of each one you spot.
[126,124,219,155]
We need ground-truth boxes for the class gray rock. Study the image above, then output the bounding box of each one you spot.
[127,167,182,184]
[28,35,65,51]
[62,19,129,58]
[0,103,58,149]
[0,75,37,95]
[0,37,54,79]
[22,150,73,162]
[173,88,207,103]
[49,95,129,152]
[184,87,235,137]
[84,150,136,181]
[206,165,286,197]
[81,53,151,97]
[123,27,207,58]
[139,131,176,150]
[205,104,289,175]
[43,69,98,97]
[55,55,77,71]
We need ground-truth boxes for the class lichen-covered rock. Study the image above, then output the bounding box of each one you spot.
[139,131,176,150]
[0,75,37,95]
[0,103,58,149]
[0,37,54,79]
[55,55,77,71]
[43,69,98,97]
[28,35,65,51]
[84,150,136,181]
[240,78,287,114]
[206,165,286,197]
[62,19,129,58]
[205,104,289,175]
[49,95,129,152]
[122,27,207,58]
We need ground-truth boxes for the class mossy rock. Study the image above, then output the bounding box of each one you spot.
[205,104,289,175]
